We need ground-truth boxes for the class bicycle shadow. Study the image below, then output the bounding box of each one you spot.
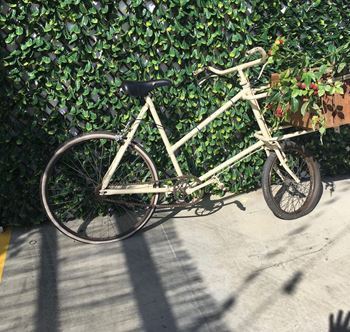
[142,192,247,233]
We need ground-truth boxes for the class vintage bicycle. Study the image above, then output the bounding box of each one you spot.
[40,47,323,244]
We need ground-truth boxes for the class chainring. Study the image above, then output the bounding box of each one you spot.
[170,175,204,206]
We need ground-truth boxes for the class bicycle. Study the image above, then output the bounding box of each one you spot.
[40,47,323,244]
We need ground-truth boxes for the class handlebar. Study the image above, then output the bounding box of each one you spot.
[245,47,268,64]
[194,46,268,77]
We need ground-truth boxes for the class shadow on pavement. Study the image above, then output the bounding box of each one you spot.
[329,310,350,332]
[122,219,234,331]
[234,211,350,331]
[1,217,236,331]
[2,176,349,331]
[36,228,59,332]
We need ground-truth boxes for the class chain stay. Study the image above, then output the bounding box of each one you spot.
[101,175,204,208]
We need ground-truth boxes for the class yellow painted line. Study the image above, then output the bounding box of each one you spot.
[0,228,11,282]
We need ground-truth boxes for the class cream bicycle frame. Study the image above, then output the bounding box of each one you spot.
[100,48,312,197]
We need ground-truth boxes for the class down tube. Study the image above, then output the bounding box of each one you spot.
[171,91,244,152]
[199,140,265,182]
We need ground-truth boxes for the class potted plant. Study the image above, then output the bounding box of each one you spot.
[265,38,350,136]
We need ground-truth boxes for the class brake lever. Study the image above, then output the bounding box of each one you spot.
[194,67,219,86]
[257,62,268,80]
[198,73,219,86]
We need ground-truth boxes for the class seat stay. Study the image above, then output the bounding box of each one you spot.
[101,103,149,190]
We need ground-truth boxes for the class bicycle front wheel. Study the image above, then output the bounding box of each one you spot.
[41,132,159,244]
[262,141,322,220]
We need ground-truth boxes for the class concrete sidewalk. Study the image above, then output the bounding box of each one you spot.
[0,177,350,332]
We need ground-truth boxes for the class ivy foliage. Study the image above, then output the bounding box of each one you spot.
[1,0,349,225]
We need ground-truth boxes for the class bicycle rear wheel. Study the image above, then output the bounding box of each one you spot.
[262,141,322,219]
[40,132,159,244]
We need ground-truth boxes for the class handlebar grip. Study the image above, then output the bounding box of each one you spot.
[246,47,268,63]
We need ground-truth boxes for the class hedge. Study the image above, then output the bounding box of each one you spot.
[1,0,349,226]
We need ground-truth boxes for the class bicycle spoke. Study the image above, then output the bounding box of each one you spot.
[98,142,105,182]
[62,158,98,186]
[58,199,85,222]
[91,142,102,181]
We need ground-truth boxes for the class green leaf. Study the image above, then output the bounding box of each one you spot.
[69,34,78,43]
[300,100,310,116]
[334,86,344,94]
[86,122,92,131]
[16,27,24,35]
[169,47,176,57]
[337,62,347,73]
[43,23,52,32]
[42,56,51,64]
[291,89,301,98]
[302,72,315,86]
[81,15,89,26]
[291,97,300,112]
[319,127,326,135]
[318,85,325,96]
[319,65,328,76]
[5,33,15,44]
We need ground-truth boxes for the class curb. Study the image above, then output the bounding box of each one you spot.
[0,227,11,282]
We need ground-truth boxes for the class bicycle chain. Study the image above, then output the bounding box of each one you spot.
[99,175,204,208]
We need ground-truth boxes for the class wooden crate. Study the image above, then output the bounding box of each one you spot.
[270,74,350,129]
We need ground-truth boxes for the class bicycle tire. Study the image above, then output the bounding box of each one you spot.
[262,141,322,220]
[40,131,159,244]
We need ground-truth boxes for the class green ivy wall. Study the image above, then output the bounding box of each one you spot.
[1,0,349,225]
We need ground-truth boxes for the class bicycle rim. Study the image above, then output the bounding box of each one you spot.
[263,143,321,219]
[41,132,158,244]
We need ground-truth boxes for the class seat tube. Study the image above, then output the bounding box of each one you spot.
[146,96,183,176]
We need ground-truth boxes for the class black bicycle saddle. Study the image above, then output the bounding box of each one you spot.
[121,79,172,97]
